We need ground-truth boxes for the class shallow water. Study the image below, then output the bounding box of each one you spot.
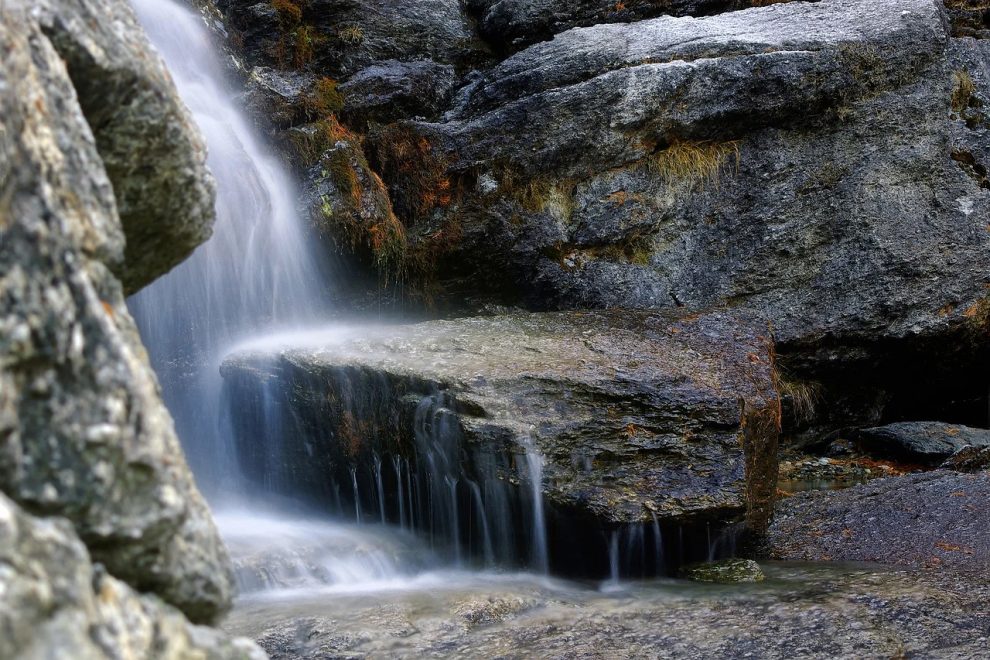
[224,558,983,659]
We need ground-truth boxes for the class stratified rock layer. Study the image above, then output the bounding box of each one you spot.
[0,4,230,624]
[221,310,779,530]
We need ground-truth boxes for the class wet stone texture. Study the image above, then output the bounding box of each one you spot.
[221,310,780,570]
[224,564,990,659]
[765,470,990,570]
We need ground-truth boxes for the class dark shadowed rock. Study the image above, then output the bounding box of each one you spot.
[765,471,990,569]
[33,0,217,294]
[0,5,231,624]
[340,60,458,128]
[220,310,780,532]
[942,445,990,472]
[0,493,264,660]
[855,422,990,464]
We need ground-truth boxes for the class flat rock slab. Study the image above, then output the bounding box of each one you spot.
[222,310,779,526]
[766,471,990,570]
[855,421,990,465]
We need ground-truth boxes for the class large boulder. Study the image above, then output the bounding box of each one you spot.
[220,310,780,573]
[0,493,263,660]
[33,0,217,294]
[363,0,990,401]
[0,6,231,623]
[466,0,752,51]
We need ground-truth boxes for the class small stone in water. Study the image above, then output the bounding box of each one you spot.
[680,559,766,583]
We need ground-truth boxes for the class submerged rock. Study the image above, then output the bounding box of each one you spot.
[221,309,780,565]
[680,558,765,583]
[0,5,231,623]
[0,493,263,660]
[765,470,990,569]
[855,421,990,465]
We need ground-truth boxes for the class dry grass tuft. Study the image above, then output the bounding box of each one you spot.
[952,70,976,113]
[649,139,740,187]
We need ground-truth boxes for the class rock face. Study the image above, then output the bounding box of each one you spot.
[33,0,217,294]
[220,310,779,572]
[465,0,746,51]
[855,421,990,464]
[0,493,263,660]
[1,2,231,626]
[765,471,990,569]
[204,0,990,434]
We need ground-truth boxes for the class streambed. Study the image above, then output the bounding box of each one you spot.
[223,557,990,658]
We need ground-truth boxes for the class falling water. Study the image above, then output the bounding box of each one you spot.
[126,0,330,495]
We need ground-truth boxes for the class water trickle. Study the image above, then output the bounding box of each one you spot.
[127,0,330,495]
[523,443,550,574]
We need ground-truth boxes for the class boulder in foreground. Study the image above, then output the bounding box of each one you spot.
[221,310,780,550]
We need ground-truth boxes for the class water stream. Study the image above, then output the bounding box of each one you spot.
[125,0,722,605]
[127,0,330,497]
[126,0,556,597]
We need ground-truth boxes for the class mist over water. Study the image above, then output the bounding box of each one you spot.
[127,0,331,495]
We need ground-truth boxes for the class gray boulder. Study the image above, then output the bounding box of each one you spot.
[0,6,231,623]
[468,0,748,51]
[365,0,990,393]
[340,60,459,128]
[219,310,780,535]
[0,493,264,660]
[855,421,990,464]
[33,0,217,294]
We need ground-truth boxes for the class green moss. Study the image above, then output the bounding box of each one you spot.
[306,77,345,118]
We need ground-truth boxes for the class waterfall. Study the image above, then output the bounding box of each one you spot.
[126,0,330,496]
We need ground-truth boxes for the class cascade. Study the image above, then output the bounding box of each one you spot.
[127,0,330,496]
[125,0,731,591]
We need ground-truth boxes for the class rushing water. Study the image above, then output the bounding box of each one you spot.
[124,0,705,601]
[127,0,330,496]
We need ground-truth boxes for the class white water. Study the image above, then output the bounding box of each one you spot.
[126,0,564,598]
[127,0,330,494]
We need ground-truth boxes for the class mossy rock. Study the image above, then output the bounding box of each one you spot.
[680,559,765,583]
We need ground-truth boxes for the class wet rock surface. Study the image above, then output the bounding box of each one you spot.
[1,2,230,625]
[0,493,263,659]
[680,558,765,583]
[943,444,990,471]
[854,421,990,464]
[221,310,780,532]
[766,470,990,569]
[224,563,990,659]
